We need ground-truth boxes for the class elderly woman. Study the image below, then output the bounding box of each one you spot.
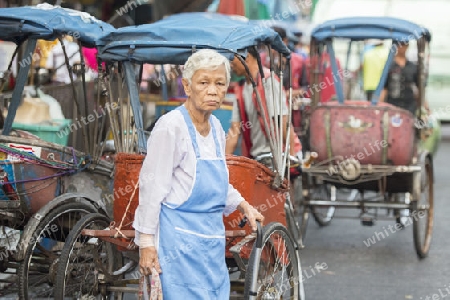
[133,49,264,299]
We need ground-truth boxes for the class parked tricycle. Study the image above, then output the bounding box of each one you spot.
[298,16,434,259]
[0,4,116,298]
[54,12,306,299]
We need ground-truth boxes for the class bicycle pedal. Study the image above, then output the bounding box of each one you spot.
[360,216,376,226]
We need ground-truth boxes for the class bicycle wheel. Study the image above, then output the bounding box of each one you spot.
[18,201,97,300]
[288,177,308,248]
[412,157,434,259]
[311,184,336,226]
[55,213,123,299]
[244,222,304,300]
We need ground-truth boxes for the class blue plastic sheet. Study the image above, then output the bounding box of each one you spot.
[98,12,290,65]
[311,17,431,42]
[0,3,115,47]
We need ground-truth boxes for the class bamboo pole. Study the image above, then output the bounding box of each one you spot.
[117,64,126,152]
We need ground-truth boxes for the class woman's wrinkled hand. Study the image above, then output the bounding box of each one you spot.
[139,247,162,276]
[238,200,265,231]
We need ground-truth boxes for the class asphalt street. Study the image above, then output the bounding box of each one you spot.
[299,139,450,300]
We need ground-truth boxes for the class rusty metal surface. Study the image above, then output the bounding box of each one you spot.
[113,153,144,228]
[82,229,136,238]
[0,134,114,228]
[62,171,114,218]
[225,155,288,259]
[309,101,417,166]
[0,141,70,218]
[112,153,144,252]
[14,193,99,261]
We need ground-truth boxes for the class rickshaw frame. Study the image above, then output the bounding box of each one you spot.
[0,4,116,299]
[298,16,434,259]
[54,12,307,300]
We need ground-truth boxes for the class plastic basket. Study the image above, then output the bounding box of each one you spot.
[11,119,72,146]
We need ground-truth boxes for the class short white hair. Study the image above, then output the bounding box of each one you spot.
[182,49,231,85]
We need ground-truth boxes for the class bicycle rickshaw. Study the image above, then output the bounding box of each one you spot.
[54,12,306,299]
[297,17,434,258]
[0,4,116,298]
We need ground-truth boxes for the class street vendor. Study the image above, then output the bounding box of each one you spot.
[133,49,264,299]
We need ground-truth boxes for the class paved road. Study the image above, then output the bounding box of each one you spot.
[298,141,450,300]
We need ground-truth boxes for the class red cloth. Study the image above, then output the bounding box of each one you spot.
[305,53,343,103]
[82,47,99,71]
[235,68,302,157]
[217,0,245,16]
[235,68,272,158]
[260,51,269,68]
[290,52,304,90]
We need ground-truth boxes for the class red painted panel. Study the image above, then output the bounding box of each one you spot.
[309,101,417,166]
[224,155,288,259]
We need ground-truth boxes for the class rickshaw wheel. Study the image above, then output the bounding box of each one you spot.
[55,213,123,300]
[18,201,97,300]
[292,176,310,247]
[244,222,304,300]
[412,157,434,259]
[311,184,336,226]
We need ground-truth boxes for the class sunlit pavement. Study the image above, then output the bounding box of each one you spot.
[299,129,450,300]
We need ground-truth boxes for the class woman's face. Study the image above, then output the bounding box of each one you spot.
[183,65,228,113]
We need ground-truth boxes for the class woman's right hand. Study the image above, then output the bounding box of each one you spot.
[139,246,162,276]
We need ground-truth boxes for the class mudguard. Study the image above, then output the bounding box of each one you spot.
[14,192,108,261]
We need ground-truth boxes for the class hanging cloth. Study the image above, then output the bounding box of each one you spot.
[217,0,245,16]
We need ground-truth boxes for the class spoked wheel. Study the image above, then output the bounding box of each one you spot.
[311,184,336,226]
[244,222,304,300]
[55,213,123,300]
[391,193,410,228]
[412,157,434,259]
[289,176,308,248]
[18,201,97,300]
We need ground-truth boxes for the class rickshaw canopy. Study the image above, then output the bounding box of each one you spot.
[97,12,290,64]
[309,16,431,106]
[251,19,303,44]
[1,3,115,137]
[311,16,431,42]
[0,3,115,47]
[97,12,290,154]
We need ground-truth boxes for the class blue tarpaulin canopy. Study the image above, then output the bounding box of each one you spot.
[0,3,115,47]
[311,17,431,42]
[251,19,302,40]
[0,3,115,136]
[97,12,290,64]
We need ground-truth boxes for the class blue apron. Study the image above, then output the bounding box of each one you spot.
[158,105,230,299]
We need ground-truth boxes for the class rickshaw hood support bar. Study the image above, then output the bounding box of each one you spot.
[325,40,345,104]
[371,43,396,105]
[2,38,37,135]
[123,61,147,153]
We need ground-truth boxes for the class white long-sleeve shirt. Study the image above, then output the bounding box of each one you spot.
[133,107,244,238]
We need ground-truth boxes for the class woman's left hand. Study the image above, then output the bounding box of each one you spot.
[238,200,264,231]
